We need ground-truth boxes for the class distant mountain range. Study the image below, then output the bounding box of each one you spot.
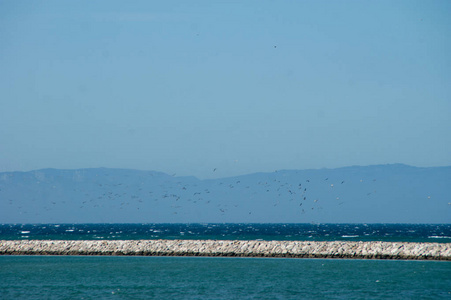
[0,164,450,224]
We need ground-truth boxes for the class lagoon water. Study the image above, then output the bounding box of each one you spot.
[1,256,450,299]
[1,223,450,299]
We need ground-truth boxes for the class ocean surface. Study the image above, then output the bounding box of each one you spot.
[1,256,450,299]
[1,223,450,299]
[1,223,450,243]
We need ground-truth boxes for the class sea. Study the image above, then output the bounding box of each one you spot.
[1,223,450,299]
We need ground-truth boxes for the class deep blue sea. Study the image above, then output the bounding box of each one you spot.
[1,224,450,299]
[1,223,450,243]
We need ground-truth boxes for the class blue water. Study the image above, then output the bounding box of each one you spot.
[1,256,450,299]
[2,224,450,299]
[1,223,450,243]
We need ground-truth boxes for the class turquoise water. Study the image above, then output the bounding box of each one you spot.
[1,256,450,299]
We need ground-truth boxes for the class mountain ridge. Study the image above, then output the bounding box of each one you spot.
[1,164,450,224]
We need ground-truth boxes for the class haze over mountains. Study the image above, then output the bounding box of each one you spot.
[0,164,449,224]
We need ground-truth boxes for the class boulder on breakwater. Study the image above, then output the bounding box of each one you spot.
[0,240,450,260]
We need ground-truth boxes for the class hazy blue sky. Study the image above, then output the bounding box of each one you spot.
[1,0,450,179]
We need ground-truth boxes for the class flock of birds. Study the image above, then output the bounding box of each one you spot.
[1,168,387,220]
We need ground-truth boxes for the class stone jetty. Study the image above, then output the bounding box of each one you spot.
[0,240,450,260]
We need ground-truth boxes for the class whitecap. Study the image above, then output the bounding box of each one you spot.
[341,235,359,238]
[20,231,30,234]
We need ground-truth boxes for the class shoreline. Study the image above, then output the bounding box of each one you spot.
[1,240,450,260]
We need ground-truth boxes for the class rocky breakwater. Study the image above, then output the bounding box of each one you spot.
[0,240,450,260]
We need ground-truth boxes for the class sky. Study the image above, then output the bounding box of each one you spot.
[0,0,450,179]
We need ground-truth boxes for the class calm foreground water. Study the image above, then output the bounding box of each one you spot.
[0,256,450,299]
[1,223,451,243]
